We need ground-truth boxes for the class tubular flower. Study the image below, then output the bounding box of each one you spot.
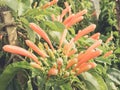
[3,22,103,77]
[103,50,113,58]
[105,36,113,43]
[42,0,58,9]
[25,40,48,58]
[90,32,100,40]
[2,2,113,79]
[75,62,97,75]
[3,45,41,65]
[51,2,87,28]
[48,68,58,76]
[30,62,42,70]
[29,23,54,51]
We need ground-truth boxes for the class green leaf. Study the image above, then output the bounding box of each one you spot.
[20,17,29,25]
[107,68,120,85]
[84,80,97,90]
[81,72,101,90]
[95,57,111,65]
[114,48,120,54]
[95,64,106,74]
[4,0,31,16]
[0,61,32,90]
[60,83,73,90]
[26,78,33,90]
[54,21,65,32]
[7,79,22,90]
[4,0,19,12]
[44,21,65,32]
[48,31,62,44]
[90,71,108,90]
[44,21,57,30]
[20,17,36,42]
[105,77,118,90]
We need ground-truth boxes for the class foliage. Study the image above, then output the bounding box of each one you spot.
[0,0,119,90]
[96,0,117,34]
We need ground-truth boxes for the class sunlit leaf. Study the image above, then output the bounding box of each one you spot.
[107,68,120,85]
[90,71,108,90]
[4,0,31,16]
[81,72,100,90]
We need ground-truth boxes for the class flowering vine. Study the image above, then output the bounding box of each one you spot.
[2,0,112,81]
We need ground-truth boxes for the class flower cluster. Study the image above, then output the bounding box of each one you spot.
[3,1,113,78]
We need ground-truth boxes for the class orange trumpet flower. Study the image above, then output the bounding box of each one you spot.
[25,40,48,58]
[42,0,58,9]
[105,36,113,43]
[29,23,54,51]
[76,62,97,75]
[73,24,96,42]
[3,45,41,65]
[90,32,100,40]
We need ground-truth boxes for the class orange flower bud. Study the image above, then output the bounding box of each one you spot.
[48,68,58,76]
[104,50,113,58]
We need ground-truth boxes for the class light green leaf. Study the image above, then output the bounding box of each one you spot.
[105,78,118,90]
[48,31,62,44]
[60,83,72,90]
[114,48,120,54]
[4,0,31,16]
[84,80,97,90]
[107,68,120,85]
[90,71,108,90]
[26,78,33,90]
[54,21,65,32]
[95,57,111,65]
[4,0,19,12]
[44,21,65,32]
[81,72,101,90]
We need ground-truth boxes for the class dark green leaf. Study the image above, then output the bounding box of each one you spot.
[0,61,32,90]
